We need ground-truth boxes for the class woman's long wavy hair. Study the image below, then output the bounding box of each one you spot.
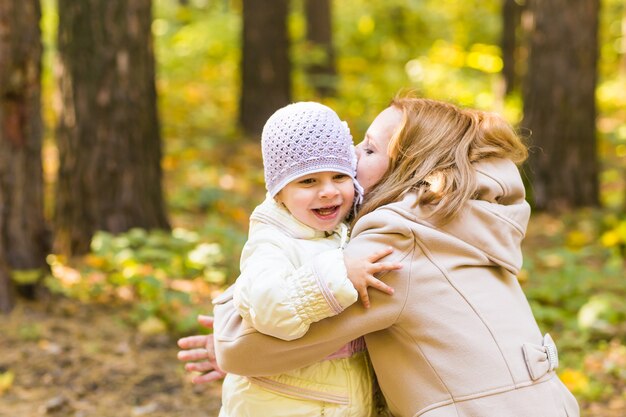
[353,96,528,226]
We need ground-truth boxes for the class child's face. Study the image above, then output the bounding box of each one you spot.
[276,171,355,232]
[355,106,402,193]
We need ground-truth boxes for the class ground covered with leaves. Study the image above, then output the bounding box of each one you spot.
[0,297,222,417]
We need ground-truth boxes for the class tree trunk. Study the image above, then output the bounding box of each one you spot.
[55,0,169,256]
[305,0,336,97]
[0,258,13,313]
[239,0,291,135]
[0,0,48,310]
[501,0,522,96]
[522,0,600,211]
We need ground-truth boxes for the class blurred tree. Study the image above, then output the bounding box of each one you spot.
[0,258,12,313]
[305,0,337,97]
[522,0,600,211]
[55,0,169,256]
[239,0,291,135]
[0,0,49,312]
[500,0,523,95]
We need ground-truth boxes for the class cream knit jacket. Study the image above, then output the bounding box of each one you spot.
[233,195,357,341]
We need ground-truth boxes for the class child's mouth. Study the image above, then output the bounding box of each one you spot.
[313,205,340,218]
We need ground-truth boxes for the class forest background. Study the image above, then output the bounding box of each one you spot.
[1,0,626,416]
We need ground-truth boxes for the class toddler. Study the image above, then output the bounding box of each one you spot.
[219,102,398,417]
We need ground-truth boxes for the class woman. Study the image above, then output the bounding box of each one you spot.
[178,96,579,417]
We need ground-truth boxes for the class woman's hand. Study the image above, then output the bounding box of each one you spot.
[177,315,226,384]
[344,246,401,308]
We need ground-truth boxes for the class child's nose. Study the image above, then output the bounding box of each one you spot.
[319,182,339,198]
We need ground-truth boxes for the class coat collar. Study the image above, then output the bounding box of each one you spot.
[384,158,530,275]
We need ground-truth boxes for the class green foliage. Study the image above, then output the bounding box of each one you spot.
[153,0,240,142]
[578,293,626,336]
[149,0,511,144]
[522,210,626,403]
[45,228,227,334]
[601,214,626,257]
[296,0,509,136]
[10,269,45,285]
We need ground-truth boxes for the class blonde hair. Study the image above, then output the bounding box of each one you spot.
[354,96,528,225]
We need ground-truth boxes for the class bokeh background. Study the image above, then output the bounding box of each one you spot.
[1,0,625,416]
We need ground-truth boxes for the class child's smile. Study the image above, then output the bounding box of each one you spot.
[312,204,341,220]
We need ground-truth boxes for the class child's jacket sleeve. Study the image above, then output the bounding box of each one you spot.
[233,225,358,341]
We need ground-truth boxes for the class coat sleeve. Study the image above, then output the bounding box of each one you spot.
[232,226,358,341]
[214,210,414,375]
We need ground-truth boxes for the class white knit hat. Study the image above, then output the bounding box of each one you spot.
[262,102,363,204]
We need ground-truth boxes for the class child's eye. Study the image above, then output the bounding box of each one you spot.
[298,178,315,185]
[333,174,349,181]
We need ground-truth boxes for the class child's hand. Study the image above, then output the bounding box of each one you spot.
[344,247,402,308]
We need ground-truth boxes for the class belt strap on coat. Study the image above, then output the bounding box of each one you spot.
[522,333,559,381]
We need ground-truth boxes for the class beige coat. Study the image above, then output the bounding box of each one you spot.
[213,158,580,417]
